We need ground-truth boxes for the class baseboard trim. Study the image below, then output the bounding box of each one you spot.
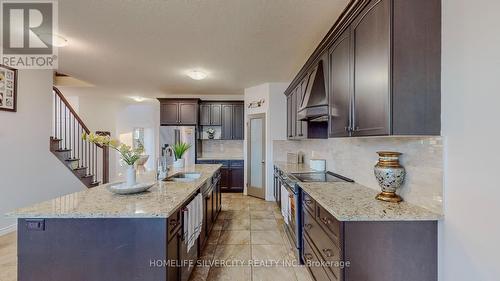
[0,223,17,236]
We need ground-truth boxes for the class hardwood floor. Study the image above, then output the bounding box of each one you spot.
[0,194,312,281]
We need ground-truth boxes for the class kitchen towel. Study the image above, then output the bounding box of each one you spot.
[185,193,204,252]
[280,185,289,224]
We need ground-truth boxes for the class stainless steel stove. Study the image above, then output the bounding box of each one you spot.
[280,171,353,264]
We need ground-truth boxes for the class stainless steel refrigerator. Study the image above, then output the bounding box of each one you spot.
[159,126,197,166]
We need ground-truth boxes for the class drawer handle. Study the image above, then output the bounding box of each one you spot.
[304,223,312,230]
[304,253,313,261]
[321,217,331,225]
[169,220,177,227]
[322,248,333,257]
[304,199,313,205]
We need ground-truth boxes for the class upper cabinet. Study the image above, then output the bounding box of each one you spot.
[287,75,309,140]
[158,99,199,125]
[350,0,391,136]
[221,102,244,140]
[200,103,222,126]
[286,0,441,138]
[328,29,351,137]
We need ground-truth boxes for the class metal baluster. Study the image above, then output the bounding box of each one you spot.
[78,125,81,167]
[59,97,62,143]
[54,92,57,137]
[73,117,76,160]
[64,106,68,149]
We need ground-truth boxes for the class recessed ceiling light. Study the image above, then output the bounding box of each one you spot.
[186,70,207,80]
[130,96,146,102]
[38,33,69,47]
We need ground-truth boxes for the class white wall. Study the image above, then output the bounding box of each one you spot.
[244,83,288,200]
[440,0,500,280]
[0,70,84,234]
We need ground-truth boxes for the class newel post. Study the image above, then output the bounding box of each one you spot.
[96,131,111,184]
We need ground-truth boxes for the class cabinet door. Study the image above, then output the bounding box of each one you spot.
[160,103,179,125]
[167,233,179,281]
[210,104,222,125]
[291,89,297,138]
[221,105,233,140]
[178,103,198,124]
[287,95,293,139]
[232,104,244,140]
[220,167,230,190]
[230,167,244,192]
[199,104,211,125]
[329,28,352,138]
[351,0,391,136]
[296,80,308,138]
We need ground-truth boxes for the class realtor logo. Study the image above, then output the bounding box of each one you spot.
[0,0,58,69]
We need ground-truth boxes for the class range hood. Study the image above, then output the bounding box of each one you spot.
[297,60,328,122]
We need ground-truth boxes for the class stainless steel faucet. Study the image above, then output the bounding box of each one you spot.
[158,144,175,180]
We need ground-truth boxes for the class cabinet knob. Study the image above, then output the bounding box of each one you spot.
[303,253,313,261]
[304,223,312,230]
[321,217,331,225]
[305,199,313,205]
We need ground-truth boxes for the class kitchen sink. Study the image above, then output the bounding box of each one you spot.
[165,172,201,182]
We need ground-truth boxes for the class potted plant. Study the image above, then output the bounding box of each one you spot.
[83,132,143,187]
[172,142,192,168]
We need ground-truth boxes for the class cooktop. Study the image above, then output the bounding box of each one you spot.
[290,171,354,183]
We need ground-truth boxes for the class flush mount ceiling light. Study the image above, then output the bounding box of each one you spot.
[130,96,146,102]
[38,33,69,47]
[186,70,207,80]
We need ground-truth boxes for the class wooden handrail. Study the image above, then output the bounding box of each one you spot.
[53,86,104,149]
[53,86,90,134]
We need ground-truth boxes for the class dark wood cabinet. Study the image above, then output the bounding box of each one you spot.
[287,95,293,138]
[161,102,180,125]
[198,159,243,193]
[199,103,222,126]
[221,102,244,140]
[232,104,244,140]
[199,104,211,126]
[328,29,352,138]
[302,190,437,281]
[351,0,391,136]
[158,99,199,125]
[287,76,309,140]
[284,0,441,137]
[229,167,244,191]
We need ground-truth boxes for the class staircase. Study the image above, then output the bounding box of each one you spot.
[50,86,109,188]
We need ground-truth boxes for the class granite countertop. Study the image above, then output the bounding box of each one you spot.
[274,161,441,221]
[197,155,244,161]
[299,182,442,221]
[7,164,221,219]
[273,161,317,174]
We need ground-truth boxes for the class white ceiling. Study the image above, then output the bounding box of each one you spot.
[57,0,349,97]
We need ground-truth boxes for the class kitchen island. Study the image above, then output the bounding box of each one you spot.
[8,164,222,281]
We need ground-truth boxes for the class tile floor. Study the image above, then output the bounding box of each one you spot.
[0,193,313,281]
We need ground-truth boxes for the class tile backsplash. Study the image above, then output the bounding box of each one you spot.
[200,140,244,159]
[273,136,443,214]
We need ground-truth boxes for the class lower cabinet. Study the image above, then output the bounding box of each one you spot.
[301,191,438,281]
[168,171,223,281]
[197,159,244,193]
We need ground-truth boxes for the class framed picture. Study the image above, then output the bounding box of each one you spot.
[0,65,18,112]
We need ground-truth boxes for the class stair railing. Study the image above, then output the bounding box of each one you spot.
[52,86,109,186]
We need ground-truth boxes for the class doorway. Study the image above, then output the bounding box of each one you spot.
[247,113,266,199]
